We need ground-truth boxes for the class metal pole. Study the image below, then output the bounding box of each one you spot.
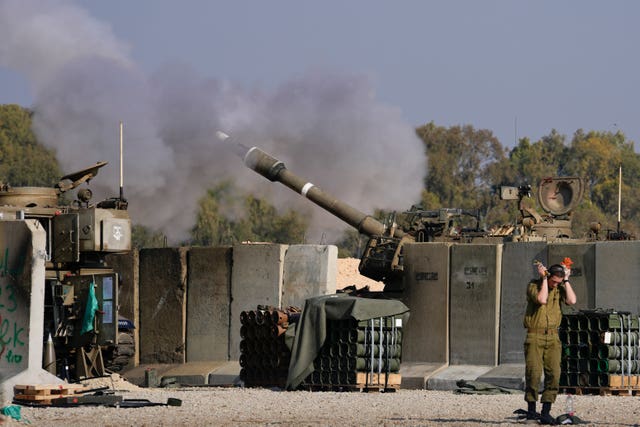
[617,164,622,233]
[119,121,124,200]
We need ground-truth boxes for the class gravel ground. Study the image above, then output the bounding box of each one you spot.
[3,385,639,426]
[3,260,636,426]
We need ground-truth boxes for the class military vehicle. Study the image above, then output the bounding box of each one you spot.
[0,161,133,380]
[217,131,607,291]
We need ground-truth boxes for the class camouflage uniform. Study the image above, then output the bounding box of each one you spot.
[523,280,566,404]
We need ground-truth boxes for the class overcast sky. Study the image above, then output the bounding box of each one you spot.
[2,1,638,147]
[0,1,638,241]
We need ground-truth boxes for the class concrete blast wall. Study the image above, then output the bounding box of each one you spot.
[282,244,337,310]
[499,242,547,364]
[449,244,502,366]
[135,244,337,364]
[106,251,139,366]
[402,242,451,363]
[187,247,232,362]
[595,241,640,314]
[139,248,188,364]
[101,240,640,375]
[0,221,59,405]
[228,243,337,360]
[403,240,640,367]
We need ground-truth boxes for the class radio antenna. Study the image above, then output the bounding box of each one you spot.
[617,164,622,233]
[119,121,125,201]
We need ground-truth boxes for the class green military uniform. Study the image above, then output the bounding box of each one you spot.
[523,279,566,404]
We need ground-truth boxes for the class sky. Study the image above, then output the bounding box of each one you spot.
[0,0,639,242]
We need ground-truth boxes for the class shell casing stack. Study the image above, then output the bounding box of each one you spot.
[303,316,403,389]
[560,310,640,388]
[239,305,301,388]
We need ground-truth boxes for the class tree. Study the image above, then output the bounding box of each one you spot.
[190,181,237,246]
[132,224,168,249]
[509,130,569,185]
[234,195,308,244]
[415,122,508,229]
[0,104,61,186]
[565,130,640,236]
[190,180,310,246]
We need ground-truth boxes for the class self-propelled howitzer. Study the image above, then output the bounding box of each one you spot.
[0,161,133,380]
[218,132,488,291]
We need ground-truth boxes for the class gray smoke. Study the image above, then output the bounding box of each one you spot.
[0,0,425,243]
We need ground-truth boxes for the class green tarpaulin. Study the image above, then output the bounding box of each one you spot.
[285,294,410,390]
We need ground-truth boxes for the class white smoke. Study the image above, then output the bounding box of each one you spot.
[0,0,426,243]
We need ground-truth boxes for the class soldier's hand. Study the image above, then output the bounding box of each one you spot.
[537,263,547,278]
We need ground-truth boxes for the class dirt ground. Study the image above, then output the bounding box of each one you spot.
[336,257,384,291]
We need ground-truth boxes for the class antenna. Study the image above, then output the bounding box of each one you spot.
[617,164,622,233]
[119,121,125,201]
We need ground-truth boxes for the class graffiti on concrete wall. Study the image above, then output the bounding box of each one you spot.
[0,245,29,370]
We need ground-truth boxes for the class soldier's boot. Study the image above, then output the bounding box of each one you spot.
[524,401,537,423]
[539,402,556,425]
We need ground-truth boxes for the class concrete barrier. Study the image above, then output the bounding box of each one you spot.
[187,247,232,362]
[0,220,59,405]
[549,242,595,310]
[595,241,640,314]
[229,243,288,360]
[402,242,451,364]
[106,250,139,367]
[138,247,188,364]
[449,244,502,366]
[105,240,640,389]
[499,242,547,364]
[282,244,337,309]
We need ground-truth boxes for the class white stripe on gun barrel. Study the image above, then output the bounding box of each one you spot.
[301,182,315,197]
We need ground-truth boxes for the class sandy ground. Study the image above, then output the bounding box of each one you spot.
[336,257,384,291]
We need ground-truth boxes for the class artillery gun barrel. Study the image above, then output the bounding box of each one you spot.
[218,132,404,239]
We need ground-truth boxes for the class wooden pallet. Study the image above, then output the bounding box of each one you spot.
[608,375,639,388]
[14,384,88,405]
[303,373,401,392]
[561,386,640,396]
[304,383,399,393]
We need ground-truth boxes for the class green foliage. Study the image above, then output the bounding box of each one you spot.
[415,122,510,230]
[234,194,309,244]
[190,180,309,246]
[0,104,61,186]
[190,181,238,246]
[416,123,640,238]
[2,102,640,247]
[416,122,507,210]
[131,224,167,249]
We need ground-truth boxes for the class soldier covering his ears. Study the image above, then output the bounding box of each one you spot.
[523,262,577,424]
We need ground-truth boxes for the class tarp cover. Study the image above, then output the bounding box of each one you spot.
[285,293,410,390]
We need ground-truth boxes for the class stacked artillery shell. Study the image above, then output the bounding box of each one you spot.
[239,305,301,388]
[303,317,402,388]
[560,310,640,388]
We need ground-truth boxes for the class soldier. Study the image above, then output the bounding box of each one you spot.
[523,262,577,424]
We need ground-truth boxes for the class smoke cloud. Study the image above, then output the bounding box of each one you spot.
[0,0,426,243]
